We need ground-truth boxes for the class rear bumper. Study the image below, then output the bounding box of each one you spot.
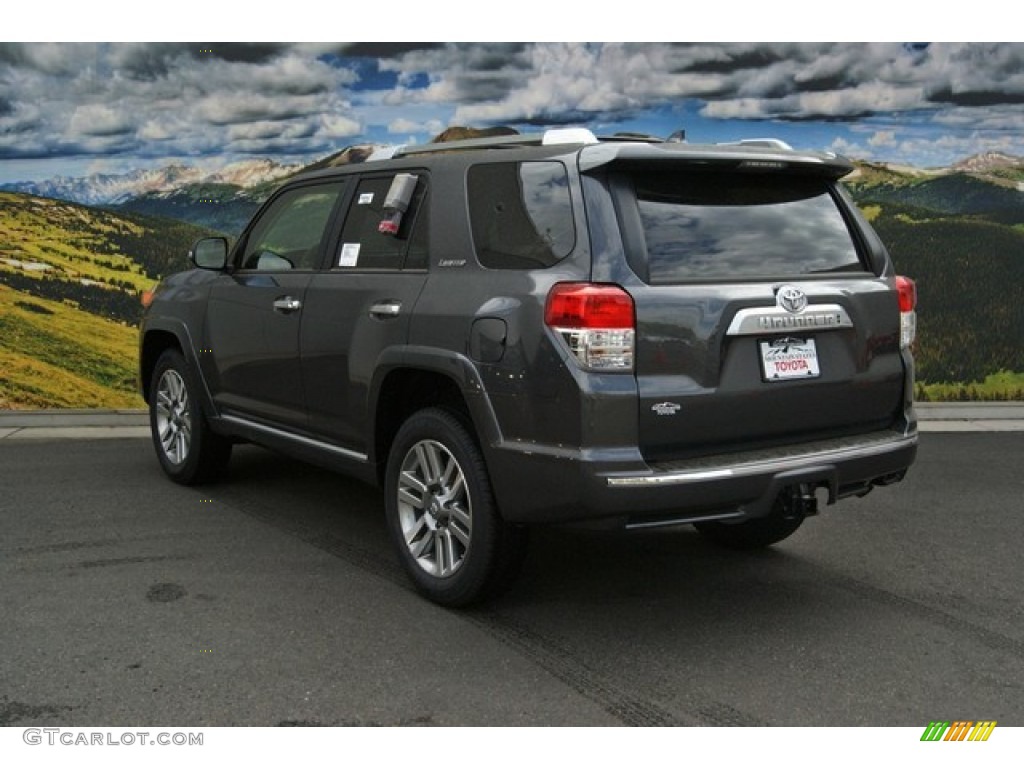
[486,428,917,526]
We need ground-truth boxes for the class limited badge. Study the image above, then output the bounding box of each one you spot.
[651,402,681,416]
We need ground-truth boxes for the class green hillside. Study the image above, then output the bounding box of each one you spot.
[847,160,1024,224]
[0,283,140,408]
[0,193,211,408]
[849,174,1024,221]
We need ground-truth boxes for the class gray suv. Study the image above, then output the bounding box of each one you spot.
[139,128,918,606]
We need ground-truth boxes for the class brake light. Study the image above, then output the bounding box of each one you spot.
[896,275,916,349]
[545,283,635,371]
[896,275,916,313]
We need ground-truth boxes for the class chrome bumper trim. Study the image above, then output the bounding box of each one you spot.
[606,434,916,488]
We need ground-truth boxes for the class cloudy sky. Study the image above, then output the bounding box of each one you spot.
[1,42,1022,183]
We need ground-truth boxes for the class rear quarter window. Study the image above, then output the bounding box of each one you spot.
[468,161,575,269]
[633,172,864,282]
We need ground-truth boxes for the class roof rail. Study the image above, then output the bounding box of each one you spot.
[393,127,599,158]
[717,138,794,151]
[542,127,599,145]
[367,145,404,161]
[596,131,664,143]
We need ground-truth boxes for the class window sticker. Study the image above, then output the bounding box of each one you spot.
[338,242,361,267]
[358,193,374,205]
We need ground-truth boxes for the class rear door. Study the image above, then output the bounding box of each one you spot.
[300,172,430,451]
[610,167,905,461]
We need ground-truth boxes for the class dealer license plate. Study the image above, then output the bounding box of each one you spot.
[759,336,820,381]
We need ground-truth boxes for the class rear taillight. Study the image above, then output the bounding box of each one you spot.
[545,283,635,371]
[896,275,917,349]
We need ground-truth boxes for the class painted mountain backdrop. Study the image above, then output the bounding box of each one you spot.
[1,138,1023,408]
[843,154,1024,389]
[1,159,302,234]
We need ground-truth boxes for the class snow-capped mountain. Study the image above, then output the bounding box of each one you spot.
[204,158,304,188]
[951,152,1024,174]
[0,159,301,206]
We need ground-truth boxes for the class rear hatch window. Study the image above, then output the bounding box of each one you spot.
[632,172,864,282]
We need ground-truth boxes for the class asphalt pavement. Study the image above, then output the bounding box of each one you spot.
[1,424,1022,727]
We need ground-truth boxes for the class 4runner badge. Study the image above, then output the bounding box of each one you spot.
[651,402,682,416]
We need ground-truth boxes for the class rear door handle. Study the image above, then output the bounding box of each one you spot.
[273,297,302,313]
[369,301,402,318]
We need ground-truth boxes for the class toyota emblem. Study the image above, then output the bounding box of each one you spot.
[776,285,808,314]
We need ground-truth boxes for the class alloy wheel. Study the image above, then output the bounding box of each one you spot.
[396,439,473,578]
[155,369,192,465]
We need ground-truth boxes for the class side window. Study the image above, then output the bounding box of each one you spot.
[240,182,345,271]
[335,174,428,271]
[468,161,575,269]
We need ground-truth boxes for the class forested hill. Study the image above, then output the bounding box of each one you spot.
[846,160,1024,224]
[865,205,1024,384]
[845,160,1024,388]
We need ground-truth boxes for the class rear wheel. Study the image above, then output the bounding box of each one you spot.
[384,408,527,607]
[694,495,805,550]
[149,348,231,485]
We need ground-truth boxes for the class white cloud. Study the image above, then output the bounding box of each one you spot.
[2,42,1023,171]
[0,43,363,161]
[317,113,362,139]
[68,104,133,137]
[868,131,898,148]
[832,131,1024,167]
[387,117,443,135]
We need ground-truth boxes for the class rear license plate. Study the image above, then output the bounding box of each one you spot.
[759,336,820,381]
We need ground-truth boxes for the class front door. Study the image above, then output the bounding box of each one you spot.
[203,181,346,429]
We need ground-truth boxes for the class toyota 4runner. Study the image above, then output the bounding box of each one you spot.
[139,128,918,606]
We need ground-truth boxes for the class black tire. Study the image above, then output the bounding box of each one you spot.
[149,348,232,485]
[694,495,805,550]
[384,408,528,607]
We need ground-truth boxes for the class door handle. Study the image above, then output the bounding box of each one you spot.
[369,301,402,318]
[273,297,302,313]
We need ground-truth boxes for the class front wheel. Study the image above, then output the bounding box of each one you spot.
[384,408,527,607]
[149,348,231,485]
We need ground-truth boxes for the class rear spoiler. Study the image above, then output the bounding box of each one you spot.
[578,141,854,179]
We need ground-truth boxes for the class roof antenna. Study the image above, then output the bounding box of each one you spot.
[667,129,686,143]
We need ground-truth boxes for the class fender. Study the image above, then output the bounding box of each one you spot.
[367,345,504,464]
[139,316,219,423]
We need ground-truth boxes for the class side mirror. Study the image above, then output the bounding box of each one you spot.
[189,237,229,270]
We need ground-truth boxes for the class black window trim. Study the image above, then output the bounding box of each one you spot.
[327,170,430,273]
